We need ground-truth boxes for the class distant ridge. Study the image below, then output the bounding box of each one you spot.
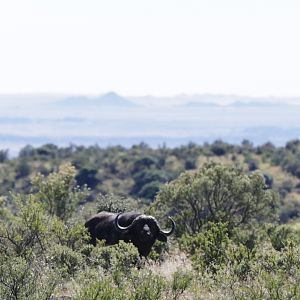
[129,94,300,107]
[58,92,137,107]
[229,101,287,107]
[96,92,137,107]
[1,91,300,154]
[184,101,219,107]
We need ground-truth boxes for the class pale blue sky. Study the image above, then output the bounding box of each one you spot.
[0,0,299,97]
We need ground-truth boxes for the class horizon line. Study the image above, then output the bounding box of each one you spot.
[1,91,300,100]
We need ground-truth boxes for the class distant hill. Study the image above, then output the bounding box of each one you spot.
[58,96,90,106]
[184,101,219,107]
[229,101,287,107]
[1,91,300,155]
[96,92,137,107]
[129,94,300,107]
[58,92,137,107]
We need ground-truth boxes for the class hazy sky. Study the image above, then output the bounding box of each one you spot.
[0,0,299,97]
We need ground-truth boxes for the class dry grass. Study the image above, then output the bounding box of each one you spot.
[148,251,192,280]
[148,252,219,300]
[288,220,300,232]
[259,162,299,187]
[196,154,247,170]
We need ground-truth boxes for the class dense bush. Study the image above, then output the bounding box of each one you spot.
[1,141,300,299]
[153,162,279,236]
[180,222,230,273]
[0,139,299,210]
[31,163,89,220]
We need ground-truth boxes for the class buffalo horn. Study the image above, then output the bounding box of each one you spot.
[159,217,176,236]
[114,213,137,232]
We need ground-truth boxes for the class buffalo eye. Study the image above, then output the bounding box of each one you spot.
[143,224,153,235]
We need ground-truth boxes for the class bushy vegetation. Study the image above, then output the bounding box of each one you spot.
[153,162,278,236]
[1,140,300,299]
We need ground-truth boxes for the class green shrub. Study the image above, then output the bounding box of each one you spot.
[278,240,300,273]
[48,244,84,276]
[154,162,279,236]
[51,217,89,250]
[129,270,167,300]
[88,241,140,277]
[0,194,50,257]
[180,222,258,278]
[267,225,298,251]
[96,193,136,213]
[147,240,170,262]
[226,242,256,279]
[171,270,193,299]
[31,163,89,220]
[0,255,61,300]
[75,276,125,300]
[180,222,230,273]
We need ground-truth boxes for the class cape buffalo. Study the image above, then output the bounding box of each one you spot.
[85,211,175,257]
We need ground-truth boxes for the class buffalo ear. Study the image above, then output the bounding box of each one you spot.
[157,232,167,242]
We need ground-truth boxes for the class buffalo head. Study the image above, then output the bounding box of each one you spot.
[115,213,175,256]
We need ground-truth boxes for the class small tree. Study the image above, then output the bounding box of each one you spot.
[153,162,279,236]
[0,149,9,163]
[31,163,89,220]
[96,193,134,213]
